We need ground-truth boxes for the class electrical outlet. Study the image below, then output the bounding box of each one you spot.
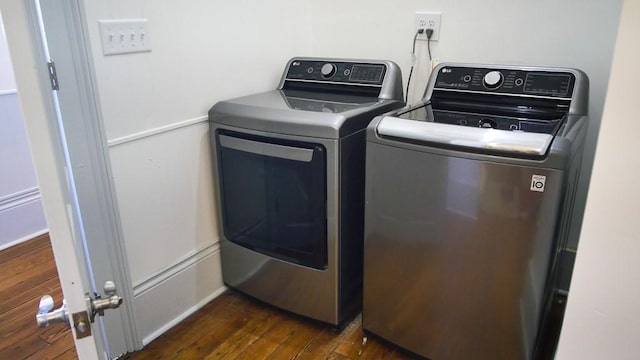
[415,12,441,41]
[98,19,151,56]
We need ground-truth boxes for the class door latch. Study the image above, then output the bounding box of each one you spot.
[36,295,69,327]
[86,281,123,322]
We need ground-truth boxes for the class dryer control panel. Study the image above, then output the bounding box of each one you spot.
[434,66,576,98]
[285,60,387,85]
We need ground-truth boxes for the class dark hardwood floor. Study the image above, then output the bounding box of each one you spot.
[0,233,77,359]
[122,290,416,360]
[1,234,562,359]
[0,234,414,360]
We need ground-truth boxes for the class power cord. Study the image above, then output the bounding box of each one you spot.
[425,28,434,62]
[420,28,435,100]
[405,28,424,103]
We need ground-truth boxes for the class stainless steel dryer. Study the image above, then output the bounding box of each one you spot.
[209,57,404,325]
[363,63,588,359]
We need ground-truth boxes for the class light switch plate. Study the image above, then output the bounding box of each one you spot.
[98,19,151,56]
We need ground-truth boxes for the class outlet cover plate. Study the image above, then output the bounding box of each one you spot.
[415,12,441,41]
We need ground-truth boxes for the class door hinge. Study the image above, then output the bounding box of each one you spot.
[47,61,59,91]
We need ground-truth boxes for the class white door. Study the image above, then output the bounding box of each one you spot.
[1,0,138,358]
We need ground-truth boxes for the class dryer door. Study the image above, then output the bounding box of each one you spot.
[216,130,327,270]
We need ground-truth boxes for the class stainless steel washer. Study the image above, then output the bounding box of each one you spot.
[363,63,589,359]
[209,57,404,325]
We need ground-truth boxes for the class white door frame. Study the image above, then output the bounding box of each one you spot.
[1,0,139,357]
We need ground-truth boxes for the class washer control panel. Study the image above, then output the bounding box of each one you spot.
[434,66,576,98]
[286,60,387,85]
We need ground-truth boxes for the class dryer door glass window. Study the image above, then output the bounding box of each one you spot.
[216,130,327,269]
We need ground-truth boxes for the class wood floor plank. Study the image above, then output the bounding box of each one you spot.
[54,348,80,360]
[1,243,57,278]
[0,234,75,360]
[0,234,50,264]
[26,328,77,360]
[331,315,367,358]
[124,289,418,360]
[203,309,285,359]
[294,327,343,359]
[357,336,401,360]
[0,259,59,299]
[0,325,50,359]
[0,275,63,322]
[2,232,417,360]
[263,318,324,360]
[0,280,64,340]
[232,313,308,360]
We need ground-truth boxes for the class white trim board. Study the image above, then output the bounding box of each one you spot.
[0,89,18,96]
[133,239,220,297]
[0,229,49,252]
[107,116,208,148]
[0,186,41,211]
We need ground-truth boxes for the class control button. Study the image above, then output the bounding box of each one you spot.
[463,74,472,83]
[479,118,498,129]
[344,69,351,76]
[321,63,337,78]
[483,71,504,89]
[514,78,524,86]
[307,67,314,74]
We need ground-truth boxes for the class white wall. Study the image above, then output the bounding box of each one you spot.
[0,12,14,90]
[80,0,313,342]
[0,12,47,250]
[309,0,622,253]
[556,0,640,358]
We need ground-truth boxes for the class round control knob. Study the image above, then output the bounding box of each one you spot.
[321,63,337,78]
[479,118,498,129]
[483,71,504,89]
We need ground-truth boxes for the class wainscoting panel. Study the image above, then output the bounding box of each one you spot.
[133,245,225,345]
[0,92,48,249]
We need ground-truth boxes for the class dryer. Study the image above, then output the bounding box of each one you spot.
[209,57,404,325]
[363,63,589,359]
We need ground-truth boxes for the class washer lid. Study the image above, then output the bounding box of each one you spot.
[376,115,554,157]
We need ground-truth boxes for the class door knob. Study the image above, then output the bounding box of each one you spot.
[36,295,69,327]
[39,295,54,313]
[86,280,123,322]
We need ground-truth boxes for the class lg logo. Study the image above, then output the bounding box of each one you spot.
[530,175,546,192]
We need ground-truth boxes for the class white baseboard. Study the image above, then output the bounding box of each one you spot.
[0,229,49,252]
[133,244,225,347]
[0,89,18,96]
[141,285,227,346]
[0,187,48,250]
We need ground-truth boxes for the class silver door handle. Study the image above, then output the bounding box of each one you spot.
[36,295,69,327]
[219,134,314,162]
[86,281,123,322]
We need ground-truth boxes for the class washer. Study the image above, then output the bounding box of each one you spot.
[209,57,404,325]
[363,63,588,359]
